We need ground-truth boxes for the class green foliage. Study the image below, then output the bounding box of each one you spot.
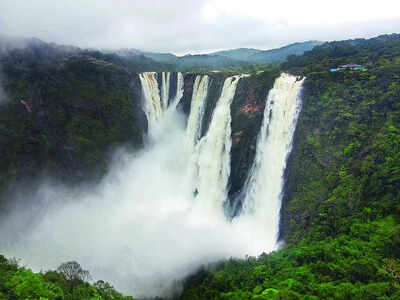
[179,218,400,299]
[0,256,134,300]
[6,269,64,300]
[281,43,400,242]
[0,49,145,200]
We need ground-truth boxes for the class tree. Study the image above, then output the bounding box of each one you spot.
[6,269,64,300]
[57,261,91,292]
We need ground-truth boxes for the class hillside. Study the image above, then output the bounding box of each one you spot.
[210,48,261,61]
[178,34,400,299]
[0,39,165,206]
[125,41,322,70]
[211,41,322,63]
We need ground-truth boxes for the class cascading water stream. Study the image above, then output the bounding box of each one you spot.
[186,75,209,150]
[170,72,184,109]
[239,72,304,246]
[139,72,163,133]
[192,75,244,217]
[140,71,184,139]
[161,72,171,110]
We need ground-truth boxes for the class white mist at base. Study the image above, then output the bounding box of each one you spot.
[0,72,304,298]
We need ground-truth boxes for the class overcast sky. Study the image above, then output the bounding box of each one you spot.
[1,0,400,55]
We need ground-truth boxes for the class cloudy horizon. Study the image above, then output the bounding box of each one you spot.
[1,0,400,55]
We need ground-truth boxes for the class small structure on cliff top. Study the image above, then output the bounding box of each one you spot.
[330,63,367,72]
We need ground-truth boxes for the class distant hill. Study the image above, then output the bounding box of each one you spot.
[0,37,322,72]
[125,41,323,69]
[249,41,323,63]
[114,50,246,70]
[0,36,80,58]
[211,41,323,63]
[175,54,248,70]
[282,33,400,74]
[140,52,178,64]
[211,48,262,61]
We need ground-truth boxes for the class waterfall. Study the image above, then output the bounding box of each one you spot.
[170,72,184,109]
[161,72,171,110]
[192,75,244,216]
[240,73,304,245]
[3,71,306,298]
[139,72,184,136]
[186,75,209,150]
[139,72,163,132]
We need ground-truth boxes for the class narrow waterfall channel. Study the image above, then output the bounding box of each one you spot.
[240,73,305,245]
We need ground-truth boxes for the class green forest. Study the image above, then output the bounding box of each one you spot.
[0,34,399,299]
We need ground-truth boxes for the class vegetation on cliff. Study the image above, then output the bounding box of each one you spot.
[0,42,156,204]
[177,34,400,299]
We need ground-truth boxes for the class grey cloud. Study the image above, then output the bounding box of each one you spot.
[0,0,399,54]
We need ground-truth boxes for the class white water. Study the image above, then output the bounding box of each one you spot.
[161,72,171,110]
[241,73,304,246]
[186,75,209,150]
[139,72,163,133]
[191,76,243,217]
[0,72,304,298]
[140,72,184,138]
[170,72,184,109]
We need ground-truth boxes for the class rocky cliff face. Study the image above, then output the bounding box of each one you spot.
[178,73,197,115]
[227,71,279,216]
[199,73,227,138]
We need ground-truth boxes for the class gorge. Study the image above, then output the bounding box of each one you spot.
[1,33,400,299]
[0,70,304,297]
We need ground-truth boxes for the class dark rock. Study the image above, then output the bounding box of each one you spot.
[200,73,228,138]
[168,72,178,106]
[227,70,280,218]
[131,74,148,133]
[178,73,197,116]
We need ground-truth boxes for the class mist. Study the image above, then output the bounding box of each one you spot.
[0,108,276,298]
